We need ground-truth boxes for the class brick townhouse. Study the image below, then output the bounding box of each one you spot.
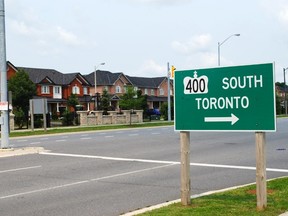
[7,61,173,116]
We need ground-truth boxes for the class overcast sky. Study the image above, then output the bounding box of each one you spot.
[4,0,288,81]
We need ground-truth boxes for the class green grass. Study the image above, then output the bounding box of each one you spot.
[9,121,174,138]
[139,177,288,216]
[277,114,288,118]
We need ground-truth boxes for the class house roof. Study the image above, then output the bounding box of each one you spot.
[127,76,166,88]
[84,70,125,85]
[18,67,64,84]
[18,67,90,86]
[15,64,167,89]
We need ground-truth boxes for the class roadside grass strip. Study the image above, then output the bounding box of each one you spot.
[131,177,288,216]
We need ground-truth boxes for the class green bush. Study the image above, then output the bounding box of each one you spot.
[160,102,174,120]
[14,108,26,129]
[34,115,43,128]
[62,110,74,126]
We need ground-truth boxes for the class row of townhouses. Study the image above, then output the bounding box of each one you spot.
[7,62,173,116]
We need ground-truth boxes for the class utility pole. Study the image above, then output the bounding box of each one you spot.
[0,0,9,148]
[167,62,171,121]
[284,68,288,115]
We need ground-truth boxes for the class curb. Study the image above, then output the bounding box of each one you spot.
[122,177,288,216]
[0,147,47,157]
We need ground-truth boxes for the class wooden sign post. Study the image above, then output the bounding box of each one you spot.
[180,131,191,205]
[255,132,267,210]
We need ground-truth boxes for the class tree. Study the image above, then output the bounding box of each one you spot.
[100,89,111,115]
[160,100,174,120]
[66,93,79,125]
[135,90,148,111]
[276,94,282,115]
[119,87,146,110]
[8,69,37,127]
[119,87,137,110]
[67,93,79,111]
[8,69,37,113]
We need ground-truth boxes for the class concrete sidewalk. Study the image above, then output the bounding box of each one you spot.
[0,147,46,157]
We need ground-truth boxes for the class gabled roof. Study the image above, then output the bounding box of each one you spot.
[18,67,91,86]
[14,64,167,89]
[7,61,18,71]
[84,70,126,85]
[127,76,166,88]
[18,67,64,85]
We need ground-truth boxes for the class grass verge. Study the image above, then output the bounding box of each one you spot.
[9,121,174,138]
[138,177,288,216]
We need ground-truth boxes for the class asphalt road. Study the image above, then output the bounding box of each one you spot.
[0,119,287,216]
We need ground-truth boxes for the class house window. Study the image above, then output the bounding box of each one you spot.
[83,87,88,95]
[144,88,148,95]
[116,85,122,93]
[151,89,155,96]
[53,86,62,99]
[72,85,80,94]
[54,86,61,94]
[41,85,50,94]
[160,88,164,95]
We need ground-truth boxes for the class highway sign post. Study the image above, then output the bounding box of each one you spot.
[174,63,276,132]
[174,63,275,209]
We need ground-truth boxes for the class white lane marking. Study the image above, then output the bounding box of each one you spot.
[0,163,174,200]
[128,134,139,136]
[16,140,28,142]
[99,133,107,135]
[40,138,49,140]
[0,166,42,174]
[190,162,288,173]
[30,142,41,145]
[56,140,66,142]
[80,137,92,140]
[40,152,178,165]
[40,152,288,173]
[105,136,114,138]
[151,133,160,135]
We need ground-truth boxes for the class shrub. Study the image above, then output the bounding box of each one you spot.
[14,107,26,129]
[160,102,174,120]
[62,110,74,126]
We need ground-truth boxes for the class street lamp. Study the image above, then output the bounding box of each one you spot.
[94,62,105,110]
[217,34,240,66]
[283,67,288,115]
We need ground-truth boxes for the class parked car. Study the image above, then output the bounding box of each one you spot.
[146,108,161,116]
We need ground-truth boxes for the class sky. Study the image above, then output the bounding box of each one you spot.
[3,0,288,82]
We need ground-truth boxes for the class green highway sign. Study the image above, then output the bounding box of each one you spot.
[174,63,276,132]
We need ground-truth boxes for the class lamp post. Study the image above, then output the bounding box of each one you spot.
[284,67,288,115]
[94,62,105,110]
[0,0,9,149]
[218,33,240,66]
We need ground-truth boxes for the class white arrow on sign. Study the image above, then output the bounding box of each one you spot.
[204,113,239,125]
